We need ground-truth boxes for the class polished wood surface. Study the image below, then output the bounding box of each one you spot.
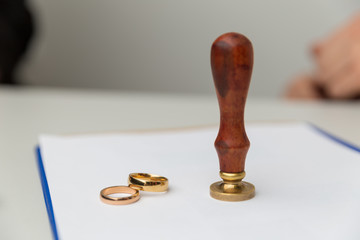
[211,32,254,173]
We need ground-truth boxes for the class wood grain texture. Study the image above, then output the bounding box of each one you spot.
[211,32,253,173]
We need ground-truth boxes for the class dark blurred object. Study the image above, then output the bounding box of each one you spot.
[0,0,34,85]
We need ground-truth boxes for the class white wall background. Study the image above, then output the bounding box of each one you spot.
[21,0,359,97]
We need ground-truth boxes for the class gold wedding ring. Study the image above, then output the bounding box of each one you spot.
[100,186,140,205]
[100,173,168,205]
[128,173,168,192]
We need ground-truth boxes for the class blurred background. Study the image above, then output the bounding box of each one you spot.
[3,0,360,97]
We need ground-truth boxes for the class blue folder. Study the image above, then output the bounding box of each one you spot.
[36,125,360,240]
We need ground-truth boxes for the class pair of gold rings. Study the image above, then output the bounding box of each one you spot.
[100,173,168,205]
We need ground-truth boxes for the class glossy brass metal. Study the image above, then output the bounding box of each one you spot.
[128,173,168,192]
[210,171,255,201]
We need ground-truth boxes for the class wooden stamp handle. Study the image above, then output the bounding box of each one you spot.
[211,32,254,173]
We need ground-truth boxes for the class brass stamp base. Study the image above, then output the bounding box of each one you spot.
[210,171,255,201]
[210,181,255,201]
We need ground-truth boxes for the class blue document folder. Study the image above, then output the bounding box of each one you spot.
[36,124,360,240]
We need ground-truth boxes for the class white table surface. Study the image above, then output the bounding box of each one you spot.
[0,86,359,240]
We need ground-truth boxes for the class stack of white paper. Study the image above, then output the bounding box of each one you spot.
[38,123,360,240]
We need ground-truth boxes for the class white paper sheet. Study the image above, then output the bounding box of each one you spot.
[39,123,360,240]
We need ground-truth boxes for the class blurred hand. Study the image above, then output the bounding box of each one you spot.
[313,13,360,99]
[285,74,322,100]
[286,12,360,100]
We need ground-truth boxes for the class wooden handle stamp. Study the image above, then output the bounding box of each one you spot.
[209,32,255,201]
